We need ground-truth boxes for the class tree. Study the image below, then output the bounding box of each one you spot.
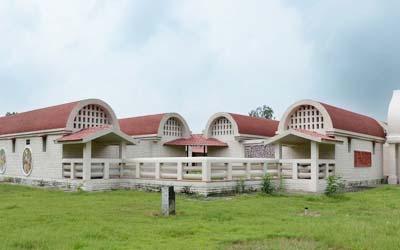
[249,105,274,119]
[6,112,18,116]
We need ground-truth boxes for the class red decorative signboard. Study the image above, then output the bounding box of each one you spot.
[354,151,372,167]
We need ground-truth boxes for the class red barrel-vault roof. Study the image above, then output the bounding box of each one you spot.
[229,113,279,137]
[0,101,79,136]
[319,102,385,138]
[119,114,165,136]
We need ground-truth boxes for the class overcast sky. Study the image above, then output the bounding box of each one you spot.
[1,0,399,132]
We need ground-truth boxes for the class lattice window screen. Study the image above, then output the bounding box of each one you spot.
[287,105,325,131]
[73,105,112,129]
[163,118,183,137]
[211,117,233,136]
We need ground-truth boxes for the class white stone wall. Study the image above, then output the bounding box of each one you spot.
[282,144,310,159]
[0,135,63,179]
[207,135,245,157]
[126,138,186,158]
[92,142,119,158]
[334,136,383,182]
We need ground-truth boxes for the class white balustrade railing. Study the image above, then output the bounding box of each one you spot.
[62,158,123,180]
[61,157,335,182]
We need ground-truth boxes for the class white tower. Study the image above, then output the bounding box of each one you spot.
[386,90,400,184]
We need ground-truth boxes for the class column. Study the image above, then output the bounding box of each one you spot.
[104,162,110,180]
[202,160,211,182]
[275,143,282,160]
[227,163,233,180]
[246,162,251,180]
[119,142,127,178]
[387,143,398,184]
[70,162,75,180]
[119,141,127,159]
[83,141,92,181]
[177,162,183,181]
[292,162,298,180]
[155,162,161,180]
[310,141,319,192]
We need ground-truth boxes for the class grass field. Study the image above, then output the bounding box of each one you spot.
[1,184,400,250]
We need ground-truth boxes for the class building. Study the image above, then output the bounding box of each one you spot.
[264,100,385,192]
[0,99,135,185]
[119,113,191,157]
[0,92,398,194]
[203,112,279,157]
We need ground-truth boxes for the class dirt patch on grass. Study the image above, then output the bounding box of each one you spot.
[226,237,336,250]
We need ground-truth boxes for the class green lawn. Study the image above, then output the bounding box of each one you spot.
[1,184,400,250]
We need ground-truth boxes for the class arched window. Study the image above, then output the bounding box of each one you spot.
[73,105,112,130]
[211,117,233,136]
[163,118,183,137]
[287,105,325,131]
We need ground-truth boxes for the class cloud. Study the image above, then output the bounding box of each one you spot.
[0,0,312,132]
[1,0,397,131]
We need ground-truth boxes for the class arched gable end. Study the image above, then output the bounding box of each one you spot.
[157,113,191,138]
[66,99,119,132]
[279,100,333,134]
[204,113,239,138]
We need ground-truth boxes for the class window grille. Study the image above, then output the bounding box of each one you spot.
[163,118,183,137]
[211,117,233,136]
[287,105,325,131]
[73,105,111,129]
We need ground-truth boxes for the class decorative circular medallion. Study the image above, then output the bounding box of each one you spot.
[22,148,33,176]
[0,149,6,174]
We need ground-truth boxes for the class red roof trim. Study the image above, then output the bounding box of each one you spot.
[319,102,385,138]
[165,134,227,147]
[57,126,111,142]
[0,101,79,136]
[294,129,341,142]
[228,113,279,137]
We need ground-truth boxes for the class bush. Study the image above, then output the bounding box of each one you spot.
[261,174,275,195]
[325,176,345,196]
[181,186,194,195]
[235,178,246,194]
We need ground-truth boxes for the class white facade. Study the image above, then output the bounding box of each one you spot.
[0,91,399,194]
[204,112,278,158]
[123,113,191,158]
[267,99,386,190]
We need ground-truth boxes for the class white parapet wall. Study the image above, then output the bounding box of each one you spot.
[1,157,339,195]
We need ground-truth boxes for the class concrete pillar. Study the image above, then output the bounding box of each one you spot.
[246,162,251,180]
[161,186,176,216]
[310,141,319,192]
[83,141,92,181]
[104,162,110,180]
[136,163,141,179]
[70,162,75,180]
[202,160,211,182]
[155,162,161,180]
[227,163,233,180]
[177,162,183,181]
[119,141,127,159]
[387,143,398,184]
[275,143,282,160]
[188,146,193,157]
[263,162,268,176]
[292,162,298,180]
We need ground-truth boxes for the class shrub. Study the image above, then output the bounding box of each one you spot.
[325,175,345,196]
[235,178,246,194]
[181,185,194,195]
[261,174,275,194]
